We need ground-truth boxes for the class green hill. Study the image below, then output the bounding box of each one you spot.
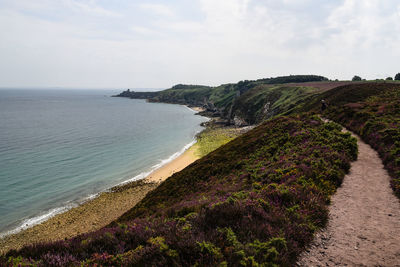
[115,75,330,124]
[3,115,357,266]
[292,83,400,197]
[3,81,400,266]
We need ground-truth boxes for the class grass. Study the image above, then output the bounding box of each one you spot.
[1,115,357,266]
[317,83,400,198]
[194,127,243,158]
[3,81,398,266]
[117,75,331,124]
[231,85,322,125]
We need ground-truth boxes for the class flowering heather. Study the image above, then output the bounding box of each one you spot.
[1,115,357,266]
[320,83,400,198]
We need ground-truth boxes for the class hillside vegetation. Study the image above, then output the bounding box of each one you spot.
[230,85,318,125]
[115,75,329,125]
[3,81,400,266]
[194,127,243,158]
[2,115,356,266]
[297,83,400,197]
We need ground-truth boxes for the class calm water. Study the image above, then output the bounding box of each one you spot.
[0,89,208,236]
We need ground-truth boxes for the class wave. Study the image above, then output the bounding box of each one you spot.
[118,138,197,186]
[184,105,197,113]
[0,204,76,238]
[0,138,200,239]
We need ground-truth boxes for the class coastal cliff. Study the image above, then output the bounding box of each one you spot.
[114,75,330,126]
[2,81,400,266]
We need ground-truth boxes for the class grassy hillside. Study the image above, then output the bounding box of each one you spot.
[151,86,214,106]
[115,75,329,123]
[231,85,319,125]
[150,78,338,126]
[296,83,400,197]
[4,81,400,266]
[1,115,356,266]
[194,127,243,158]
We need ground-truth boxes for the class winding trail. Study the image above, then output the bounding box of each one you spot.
[298,125,400,266]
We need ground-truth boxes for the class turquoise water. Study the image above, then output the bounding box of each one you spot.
[0,89,208,236]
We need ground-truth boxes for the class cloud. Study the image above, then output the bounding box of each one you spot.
[139,3,175,17]
[188,0,400,80]
[0,0,399,88]
[62,0,122,18]
[131,25,159,36]
[1,0,122,18]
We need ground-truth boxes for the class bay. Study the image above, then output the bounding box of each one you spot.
[0,89,207,235]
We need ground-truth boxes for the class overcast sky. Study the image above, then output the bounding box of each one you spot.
[1,0,399,89]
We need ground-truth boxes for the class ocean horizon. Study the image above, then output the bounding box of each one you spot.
[0,88,208,237]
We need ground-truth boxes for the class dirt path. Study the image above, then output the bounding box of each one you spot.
[298,128,400,266]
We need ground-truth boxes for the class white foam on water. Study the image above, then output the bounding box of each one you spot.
[185,105,197,113]
[0,137,201,238]
[119,138,197,185]
[0,204,76,238]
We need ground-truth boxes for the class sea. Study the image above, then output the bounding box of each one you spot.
[0,89,208,237]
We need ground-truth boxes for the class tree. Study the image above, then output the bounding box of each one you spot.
[395,73,400,81]
[352,75,362,81]
[386,77,393,81]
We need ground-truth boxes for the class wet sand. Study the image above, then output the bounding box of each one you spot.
[189,106,205,112]
[0,145,200,255]
[146,144,199,183]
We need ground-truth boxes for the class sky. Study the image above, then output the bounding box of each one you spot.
[0,0,399,89]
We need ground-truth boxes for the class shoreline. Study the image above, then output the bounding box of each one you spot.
[0,142,201,255]
[187,106,206,113]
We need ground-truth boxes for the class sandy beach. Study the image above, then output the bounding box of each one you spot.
[188,106,205,113]
[0,145,200,255]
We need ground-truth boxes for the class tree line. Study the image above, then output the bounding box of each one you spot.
[352,73,400,81]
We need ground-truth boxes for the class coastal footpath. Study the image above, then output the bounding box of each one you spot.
[1,80,400,266]
[298,126,400,266]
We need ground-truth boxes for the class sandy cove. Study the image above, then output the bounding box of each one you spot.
[0,145,200,255]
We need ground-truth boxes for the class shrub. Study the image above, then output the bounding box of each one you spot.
[1,115,357,266]
[317,83,400,197]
